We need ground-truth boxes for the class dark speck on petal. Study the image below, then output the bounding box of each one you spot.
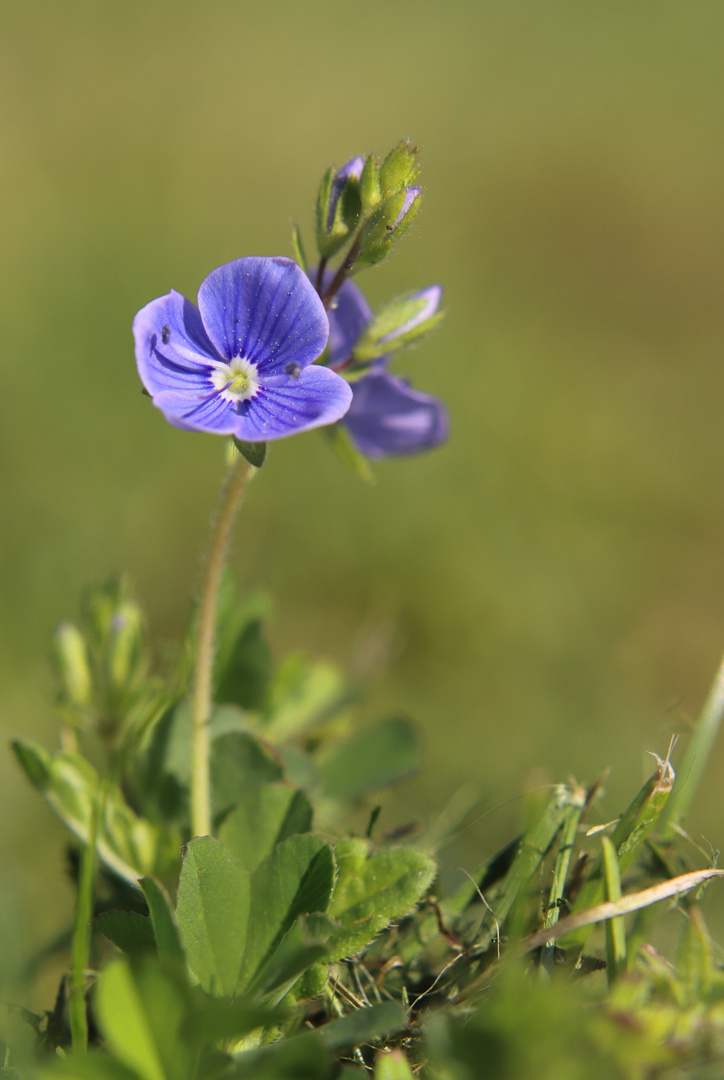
[161,325,170,344]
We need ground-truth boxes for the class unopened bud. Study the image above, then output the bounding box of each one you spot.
[52,622,93,710]
[316,156,365,259]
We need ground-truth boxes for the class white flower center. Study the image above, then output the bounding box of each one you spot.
[211,357,260,402]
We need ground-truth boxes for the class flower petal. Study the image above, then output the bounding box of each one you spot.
[230,365,353,443]
[133,290,219,398]
[197,257,328,374]
[344,372,449,459]
[153,388,237,434]
[325,277,373,367]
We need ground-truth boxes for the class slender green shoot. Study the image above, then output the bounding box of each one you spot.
[662,651,724,835]
[601,837,626,983]
[69,785,104,1052]
[560,754,674,949]
[478,785,571,943]
[540,785,586,964]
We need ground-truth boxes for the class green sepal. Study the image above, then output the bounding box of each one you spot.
[339,176,362,232]
[232,437,266,468]
[354,292,445,363]
[356,190,422,267]
[315,170,353,260]
[380,139,420,195]
[360,152,381,209]
[291,222,307,272]
[315,166,335,252]
[321,423,374,484]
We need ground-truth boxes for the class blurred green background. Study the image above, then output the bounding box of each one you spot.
[4,0,724,991]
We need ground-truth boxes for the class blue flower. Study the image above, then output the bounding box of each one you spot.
[133,257,352,442]
[325,277,448,460]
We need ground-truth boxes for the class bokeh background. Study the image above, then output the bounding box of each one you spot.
[4,0,724,992]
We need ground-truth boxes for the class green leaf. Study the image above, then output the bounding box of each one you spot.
[238,834,336,992]
[12,739,166,884]
[291,222,308,272]
[318,1001,406,1050]
[176,837,251,997]
[12,737,51,789]
[140,877,185,966]
[561,757,675,949]
[252,943,329,1000]
[44,1055,143,1080]
[211,731,284,821]
[215,616,272,711]
[375,1049,415,1080]
[264,653,351,741]
[232,438,266,468]
[219,782,313,873]
[94,912,156,957]
[677,906,714,1007]
[331,839,435,923]
[326,839,436,960]
[319,717,422,800]
[321,423,375,484]
[601,836,626,983]
[94,959,194,1080]
[226,1032,330,1079]
[183,995,277,1046]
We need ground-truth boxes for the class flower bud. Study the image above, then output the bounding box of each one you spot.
[316,156,364,259]
[81,578,147,708]
[326,156,364,231]
[353,285,443,362]
[379,140,420,195]
[106,600,145,696]
[356,187,421,266]
[52,622,93,710]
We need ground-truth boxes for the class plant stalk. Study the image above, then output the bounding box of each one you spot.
[191,452,255,838]
[69,787,103,1053]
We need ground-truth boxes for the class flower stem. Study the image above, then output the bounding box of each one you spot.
[190,451,255,838]
[321,237,361,309]
[69,784,104,1053]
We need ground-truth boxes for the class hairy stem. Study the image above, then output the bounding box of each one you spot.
[191,452,255,838]
[315,255,328,295]
[321,236,361,309]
